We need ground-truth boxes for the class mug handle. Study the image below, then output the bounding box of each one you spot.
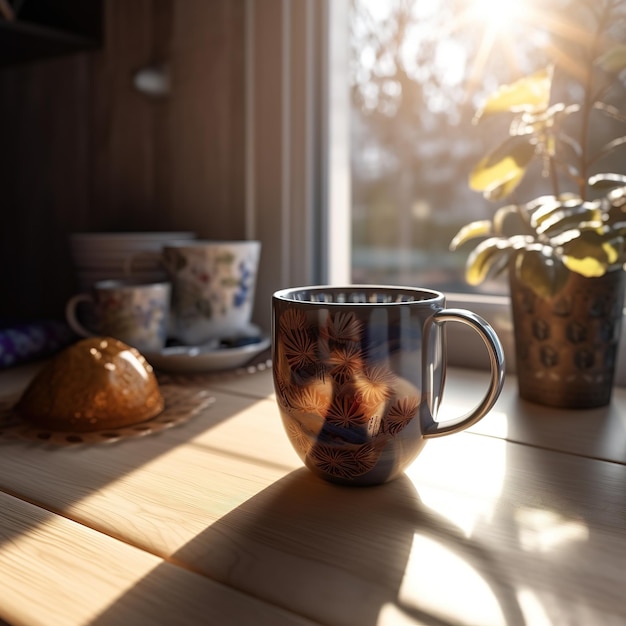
[65,293,96,338]
[422,308,505,438]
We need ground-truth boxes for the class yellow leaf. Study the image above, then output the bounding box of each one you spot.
[464,238,511,285]
[528,197,564,227]
[450,220,493,250]
[484,174,526,201]
[559,232,623,277]
[561,255,607,277]
[474,67,553,121]
[493,204,522,234]
[538,205,602,238]
[469,137,536,198]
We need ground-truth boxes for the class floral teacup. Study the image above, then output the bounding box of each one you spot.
[65,279,171,353]
[162,240,261,345]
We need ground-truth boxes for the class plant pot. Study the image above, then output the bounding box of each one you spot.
[509,267,625,408]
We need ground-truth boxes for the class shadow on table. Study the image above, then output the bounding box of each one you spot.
[91,468,525,626]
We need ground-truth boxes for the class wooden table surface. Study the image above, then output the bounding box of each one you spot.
[0,358,625,626]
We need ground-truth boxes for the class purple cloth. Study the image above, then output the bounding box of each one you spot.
[0,320,75,368]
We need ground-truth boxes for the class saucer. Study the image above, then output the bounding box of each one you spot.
[144,335,271,373]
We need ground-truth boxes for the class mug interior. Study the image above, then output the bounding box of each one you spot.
[274,285,443,304]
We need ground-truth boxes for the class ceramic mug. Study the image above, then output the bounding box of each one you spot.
[272,285,505,486]
[159,240,261,345]
[65,279,171,353]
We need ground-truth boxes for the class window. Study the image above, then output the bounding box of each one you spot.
[247,0,626,381]
[345,0,626,380]
[349,0,626,296]
[349,0,548,294]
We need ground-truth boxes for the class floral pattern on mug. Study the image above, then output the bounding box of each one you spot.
[97,291,169,350]
[66,281,171,354]
[165,243,260,344]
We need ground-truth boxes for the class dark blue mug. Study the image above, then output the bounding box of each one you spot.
[272,285,505,486]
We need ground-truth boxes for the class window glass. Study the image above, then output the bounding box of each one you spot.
[349,0,626,293]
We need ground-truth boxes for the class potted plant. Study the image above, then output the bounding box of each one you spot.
[450,0,626,408]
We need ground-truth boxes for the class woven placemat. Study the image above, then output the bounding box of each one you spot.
[156,357,272,386]
[0,383,215,447]
[0,354,274,446]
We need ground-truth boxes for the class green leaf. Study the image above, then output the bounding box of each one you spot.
[596,44,626,74]
[464,238,512,285]
[469,136,536,199]
[526,193,581,222]
[474,67,553,122]
[593,102,626,124]
[588,173,626,189]
[528,196,565,228]
[449,220,493,250]
[592,136,626,163]
[493,204,523,235]
[515,247,568,298]
[510,103,577,137]
[557,131,583,159]
[542,214,603,239]
[536,203,602,238]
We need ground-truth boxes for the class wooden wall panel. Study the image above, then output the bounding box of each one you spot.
[165,0,245,238]
[89,0,157,231]
[0,55,91,320]
[0,0,246,322]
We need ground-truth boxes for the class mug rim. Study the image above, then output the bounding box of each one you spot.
[273,284,445,305]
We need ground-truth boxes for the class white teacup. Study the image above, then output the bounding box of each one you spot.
[160,240,261,345]
[70,231,196,289]
[65,279,171,353]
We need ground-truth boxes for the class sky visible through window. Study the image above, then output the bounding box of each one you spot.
[348,0,625,294]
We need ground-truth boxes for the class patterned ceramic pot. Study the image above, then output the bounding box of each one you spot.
[510,267,625,408]
[272,286,505,486]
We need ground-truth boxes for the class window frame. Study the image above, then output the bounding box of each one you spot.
[246,0,626,386]
[245,0,343,333]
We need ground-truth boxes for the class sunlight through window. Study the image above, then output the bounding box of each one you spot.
[515,507,589,552]
[516,587,554,626]
[389,533,507,625]
[349,0,601,293]
[468,0,528,29]
[405,428,507,536]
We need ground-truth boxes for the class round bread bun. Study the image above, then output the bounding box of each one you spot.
[15,336,164,432]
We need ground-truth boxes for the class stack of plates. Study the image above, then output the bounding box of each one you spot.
[70,232,196,289]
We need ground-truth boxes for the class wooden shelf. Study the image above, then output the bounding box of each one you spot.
[0,0,101,66]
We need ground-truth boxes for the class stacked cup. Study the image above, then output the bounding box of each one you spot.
[69,232,196,289]
[66,232,196,354]
[66,234,262,358]
[155,240,262,346]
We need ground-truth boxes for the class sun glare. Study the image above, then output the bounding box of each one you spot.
[468,0,528,30]
[457,0,542,90]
